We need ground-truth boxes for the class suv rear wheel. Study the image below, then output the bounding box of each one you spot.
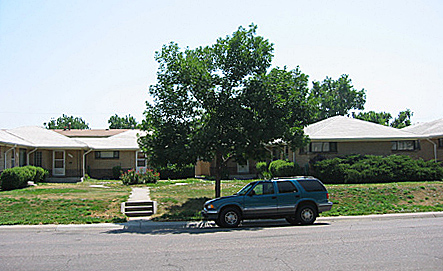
[296,205,317,225]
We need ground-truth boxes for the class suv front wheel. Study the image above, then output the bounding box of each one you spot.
[218,207,241,228]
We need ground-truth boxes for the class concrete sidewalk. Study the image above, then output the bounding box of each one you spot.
[1,212,442,231]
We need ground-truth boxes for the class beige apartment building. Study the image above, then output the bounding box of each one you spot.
[0,127,147,180]
[196,116,443,178]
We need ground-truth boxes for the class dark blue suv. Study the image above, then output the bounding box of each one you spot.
[202,177,333,227]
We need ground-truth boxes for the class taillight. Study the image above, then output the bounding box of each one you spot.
[326,193,329,199]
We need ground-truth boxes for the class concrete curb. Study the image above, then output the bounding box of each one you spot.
[1,211,442,231]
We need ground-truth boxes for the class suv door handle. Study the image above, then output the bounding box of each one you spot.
[272,196,277,199]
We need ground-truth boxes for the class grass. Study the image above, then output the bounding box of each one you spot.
[149,179,443,221]
[0,179,130,225]
[1,178,442,225]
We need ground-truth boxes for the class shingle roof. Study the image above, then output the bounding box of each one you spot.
[73,130,146,150]
[5,126,87,149]
[305,116,422,141]
[0,127,146,151]
[402,118,443,137]
[54,129,129,138]
[0,129,32,146]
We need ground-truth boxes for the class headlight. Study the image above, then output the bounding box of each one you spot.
[206,204,215,210]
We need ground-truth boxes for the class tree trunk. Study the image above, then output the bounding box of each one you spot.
[214,151,222,198]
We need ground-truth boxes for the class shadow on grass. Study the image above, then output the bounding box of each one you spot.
[153,197,211,221]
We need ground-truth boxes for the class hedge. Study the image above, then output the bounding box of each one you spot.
[0,166,48,191]
[157,164,195,180]
[312,154,443,184]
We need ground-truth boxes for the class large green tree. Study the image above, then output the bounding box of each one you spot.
[108,114,138,129]
[44,114,89,129]
[308,75,366,123]
[140,25,311,197]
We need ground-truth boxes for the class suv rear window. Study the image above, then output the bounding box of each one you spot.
[297,179,326,192]
[277,181,297,193]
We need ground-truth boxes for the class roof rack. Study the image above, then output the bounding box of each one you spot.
[271,176,316,180]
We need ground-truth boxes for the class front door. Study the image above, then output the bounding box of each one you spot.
[136,151,147,173]
[53,150,65,176]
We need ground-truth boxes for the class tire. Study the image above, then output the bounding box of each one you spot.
[285,216,299,225]
[218,207,241,228]
[296,205,317,225]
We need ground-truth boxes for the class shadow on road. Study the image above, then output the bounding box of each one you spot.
[104,219,330,235]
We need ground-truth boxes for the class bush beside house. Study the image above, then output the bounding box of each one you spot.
[0,166,48,191]
[256,160,302,178]
[312,154,443,184]
[120,169,160,185]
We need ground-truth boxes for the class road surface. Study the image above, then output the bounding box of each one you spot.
[1,216,442,270]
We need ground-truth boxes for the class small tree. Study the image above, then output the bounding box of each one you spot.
[108,114,138,129]
[44,114,89,129]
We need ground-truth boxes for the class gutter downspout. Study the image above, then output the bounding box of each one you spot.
[27,148,38,165]
[82,149,93,180]
[426,138,438,162]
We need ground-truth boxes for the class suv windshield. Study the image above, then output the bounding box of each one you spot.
[236,182,256,195]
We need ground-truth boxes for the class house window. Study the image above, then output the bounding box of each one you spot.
[95,151,119,159]
[309,142,337,153]
[391,140,419,151]
[439,139,443,148]
[34,151,42,167]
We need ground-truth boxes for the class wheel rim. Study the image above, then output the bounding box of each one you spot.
[224,211,238,225]
[300,208,314,222]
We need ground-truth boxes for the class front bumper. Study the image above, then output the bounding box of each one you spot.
[201,209,219,220]
[318,202,333,213]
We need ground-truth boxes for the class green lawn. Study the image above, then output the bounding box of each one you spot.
[149,179,443,221]
[1,179,442,225]
[0,180,130,225]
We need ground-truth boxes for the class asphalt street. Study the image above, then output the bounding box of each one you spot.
[1,213,442,270]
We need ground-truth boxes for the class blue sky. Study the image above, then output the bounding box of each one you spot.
[1,0,442,128]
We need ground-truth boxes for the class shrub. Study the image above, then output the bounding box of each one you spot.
[256,162,268,178]
[269,160,302,178]
[112,166,122,180]
[1,168,31,190]
[120,169,160,185]
[0,166,48,190]
[157,164,195,180]
[312,154,443,184]
[24,166,48,183]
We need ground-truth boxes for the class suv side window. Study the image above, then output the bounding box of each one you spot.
[277,181,298,193]
[297,179,326,192]
[251,182,275,195]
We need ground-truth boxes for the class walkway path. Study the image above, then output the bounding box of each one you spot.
[128,187,151,202]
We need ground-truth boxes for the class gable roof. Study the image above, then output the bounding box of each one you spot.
[305,116,422,141]
[0,129,31,146]
[0,127,144,150]
[54,129,129,138]
[78,130,146,150]
[5,126,87,149]
[402,118,443,137]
